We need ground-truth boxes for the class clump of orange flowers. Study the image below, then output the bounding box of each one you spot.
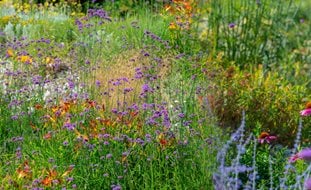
[16,160,32,179]
[18,55,33,64]
[157,131,176,149]
[6,49,33,64]
[41,165,74,187]
[164,0,196,31]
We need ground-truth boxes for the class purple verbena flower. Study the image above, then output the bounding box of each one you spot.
[228,23,236,28]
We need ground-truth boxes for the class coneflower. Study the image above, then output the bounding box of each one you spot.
[300,101,311,116]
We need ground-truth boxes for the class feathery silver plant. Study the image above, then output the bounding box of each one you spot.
[214,115,310,190]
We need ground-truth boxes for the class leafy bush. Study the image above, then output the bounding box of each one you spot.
[201,64,309,145]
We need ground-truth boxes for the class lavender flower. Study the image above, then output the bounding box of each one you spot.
[111,184,122,190]
[106,153,112,159]
[95,80,101,87]
[178,113,185,118]
[305,178,311,190]
[228,23,236,28]
[63,141,69,146]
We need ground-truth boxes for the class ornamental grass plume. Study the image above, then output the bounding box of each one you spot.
[300,101,311,116]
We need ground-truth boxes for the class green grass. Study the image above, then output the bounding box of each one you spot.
[0,0,310,189]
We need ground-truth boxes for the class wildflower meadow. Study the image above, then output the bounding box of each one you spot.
[0,0,310,189]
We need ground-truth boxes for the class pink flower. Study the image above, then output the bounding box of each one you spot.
[301,102,311,116]
[289,148,311,163]
[305,178,311,190]
[258,132,277,144]
[300,108,311,116]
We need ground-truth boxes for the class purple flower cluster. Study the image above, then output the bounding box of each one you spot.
[87,9,111,21]
[144,30,171,49]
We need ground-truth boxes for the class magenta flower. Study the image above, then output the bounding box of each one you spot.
[289,148,311,163]
[258,132,277,144]
[301,102,311,116]
[300,108,311,116]
[305,178,311,190]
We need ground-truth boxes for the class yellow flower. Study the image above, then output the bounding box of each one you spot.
[45,56,52,64]
[18,55,33,64]
[169,22,178,30]
[6,48,14,57]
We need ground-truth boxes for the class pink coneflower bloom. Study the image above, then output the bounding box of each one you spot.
[300,102,311,116]
[300,108,311,116]
[289,148,311,163]
[305,178,311,190]
[258,132,277,144]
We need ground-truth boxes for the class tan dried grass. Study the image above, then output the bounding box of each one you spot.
[91,49,172,109]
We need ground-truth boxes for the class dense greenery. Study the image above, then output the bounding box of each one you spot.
[0,0,310,189]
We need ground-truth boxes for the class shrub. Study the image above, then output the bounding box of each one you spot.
[201,64,309,145]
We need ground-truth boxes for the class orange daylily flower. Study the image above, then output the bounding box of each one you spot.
[51,106,59,113]
[160,138,168,146]
[34,104,43,110]
[99,118,114,127]
[41,177,52,187]
[7,48,14,57]
[41,169,58,187]
[183,2,192,10]
[86,100,96,108]
[43,132,52,140]
[61,101,71,112]
[169,22,178,30]
[61,165,74,177]
[30,122,38,131]
[164,4,172,12]
[158,133,168,147]
[16,161,32,179]
[74,129,89,142]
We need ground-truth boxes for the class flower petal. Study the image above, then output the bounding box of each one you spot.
[300,108,311,116]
